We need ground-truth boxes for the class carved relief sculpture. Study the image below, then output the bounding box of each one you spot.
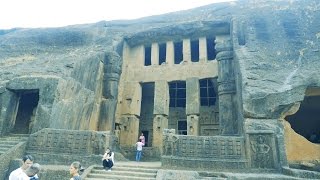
[250,135,271,168]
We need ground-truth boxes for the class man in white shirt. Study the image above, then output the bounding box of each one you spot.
[16,163,40,180]
[9,155,39,180]
[135,139,144,161]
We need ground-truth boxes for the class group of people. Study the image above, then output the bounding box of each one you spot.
[8,155,40,180]
[9,133,147,179]
[8,155,83,180]
[136,133,145,162]
[100,132,145,171]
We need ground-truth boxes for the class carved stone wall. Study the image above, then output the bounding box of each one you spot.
[199,106,219,136]
[26,128,117,166]
[162,130,247,170]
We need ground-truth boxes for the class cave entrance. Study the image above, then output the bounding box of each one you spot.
[286,88,320,144]
[13,90,39,134]
[140,82,155,147]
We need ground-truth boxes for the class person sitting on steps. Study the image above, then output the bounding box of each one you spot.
[102,148,114,171]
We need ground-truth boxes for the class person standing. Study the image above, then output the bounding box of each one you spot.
[69,161,82,180]
[135,139,144,162]
[102,148,114,171]
[9,155,39,180]
[139,133,145,146]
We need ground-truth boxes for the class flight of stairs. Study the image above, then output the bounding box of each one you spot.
[0,134,28,155]
[84,163,159,180]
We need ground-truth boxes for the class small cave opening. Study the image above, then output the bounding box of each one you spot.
[13,90,39,134]
[286,89,320,144]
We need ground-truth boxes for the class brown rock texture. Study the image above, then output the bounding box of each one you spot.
[284,120,320,162]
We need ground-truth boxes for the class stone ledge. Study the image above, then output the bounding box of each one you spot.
[161,156,248,170]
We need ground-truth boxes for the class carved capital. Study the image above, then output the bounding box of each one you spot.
[216,51,233,61]
[218,81,236,95]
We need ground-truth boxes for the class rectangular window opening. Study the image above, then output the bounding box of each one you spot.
[206,37,216,60]
[191,39,199,62]
[174,41,183,64]
[144,46,151,66]
[169,81,186,107]
[199,78,217,106]
[159,43,167,65]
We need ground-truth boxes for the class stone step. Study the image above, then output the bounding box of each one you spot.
[0,146,10,151]
[0,140,25,146]
[0,135,28,155]
[0,137,28,141]
[83,163,159,180]
[91,169,156,178]
[0,139,24,147]
[94,166,158,173]
[86,173,156,180]
[0,143,18,148]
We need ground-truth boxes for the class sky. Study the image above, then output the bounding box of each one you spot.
[0,0,235,29]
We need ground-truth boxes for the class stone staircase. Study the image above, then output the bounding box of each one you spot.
[0,134,28,155]
[83,162,160,180]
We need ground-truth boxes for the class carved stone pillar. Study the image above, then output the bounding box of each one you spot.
[151,43,159,65]
[166,41,174,65]
[215,35,237,135]
[118,82,142,145]
[199,37,207,62]
[153,81,169,147]
[119,115,140,146]
[187,115,199,136]
[153,115,168,148]
[183,39,191,62]
[99,51,122,132]
[0,90,19,135]
[186,77,200,135]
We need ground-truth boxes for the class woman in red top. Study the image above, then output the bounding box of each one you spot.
[139,133,145,146]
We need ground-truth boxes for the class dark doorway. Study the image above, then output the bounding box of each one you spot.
[286,91,320,143]
[140,83,155,147]
[13,90,39,134]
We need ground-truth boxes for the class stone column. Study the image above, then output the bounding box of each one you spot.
[99,52,122,132]
[151,43,159,65]
[0,89,19,135]
[187,115,199,136]
[215,35,237,135]
[119,82,142,145]
[166,41,174,65]
[123,43,144,66]
[199,37,207,63]
[119,115,140,146]
[183,39,191,62]
[186,78,200,135]
[153,81,169,147]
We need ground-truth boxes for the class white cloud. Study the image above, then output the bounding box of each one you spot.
[0,0,235,29]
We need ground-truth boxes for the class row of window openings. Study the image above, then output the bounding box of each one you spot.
[169,79,216,108]
[144,37,216,66]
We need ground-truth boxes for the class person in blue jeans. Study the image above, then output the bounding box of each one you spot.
[135,139,144,161]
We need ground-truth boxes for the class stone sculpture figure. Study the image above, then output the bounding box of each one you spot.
[98,51,122,131]
[250,135,271,168]
[163,130,179,156]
